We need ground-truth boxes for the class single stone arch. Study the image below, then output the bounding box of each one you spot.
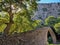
[0,27,57,45]
[17,27,57,45]
[48,27,56,44]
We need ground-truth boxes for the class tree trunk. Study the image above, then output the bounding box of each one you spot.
[3,0,13,35]
[4,11,13,35]
[4,10,13,35]
[4,22,13,35]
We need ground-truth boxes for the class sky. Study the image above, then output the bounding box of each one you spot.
[38,0,60,3]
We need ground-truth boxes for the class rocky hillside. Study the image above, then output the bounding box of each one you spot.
[33,3,60,20]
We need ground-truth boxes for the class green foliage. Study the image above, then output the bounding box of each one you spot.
[57,17,60,23]
[0,0,40,34]
[0,11,41,34]
[0,0,38,13]
[45,16,57,26]
[0,11,9,33]
[48,36,53,44]
[54,23,60,34]
[45,16,60,34]
[0,11,10,23]
[9,12,41,34]
[0,24,7,32]
[0,0,2,2]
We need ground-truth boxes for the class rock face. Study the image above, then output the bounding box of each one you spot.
[33,3,60,20]
[0,27,56,45]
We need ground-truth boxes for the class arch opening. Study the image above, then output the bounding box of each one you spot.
[47,28,57,44]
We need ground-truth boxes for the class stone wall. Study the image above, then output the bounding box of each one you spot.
[0,27,56,45]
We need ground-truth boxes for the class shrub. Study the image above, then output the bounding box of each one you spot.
[57,17,60,23]
[45,16,57,26]
[54,23,60,34]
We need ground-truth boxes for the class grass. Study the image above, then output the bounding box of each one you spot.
[49,44,60,45]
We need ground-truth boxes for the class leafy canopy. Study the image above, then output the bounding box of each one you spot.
[45,16,57,26]
[45,16,60,34]
[0,0,41,34]
[54,23,60,34]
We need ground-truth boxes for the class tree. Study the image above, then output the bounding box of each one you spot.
[0,0,40,35]
[45,16,57,26]
[57,17,60,23]
[54,17,60,34]
[54,23,60,34]
[45,16,58,36]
